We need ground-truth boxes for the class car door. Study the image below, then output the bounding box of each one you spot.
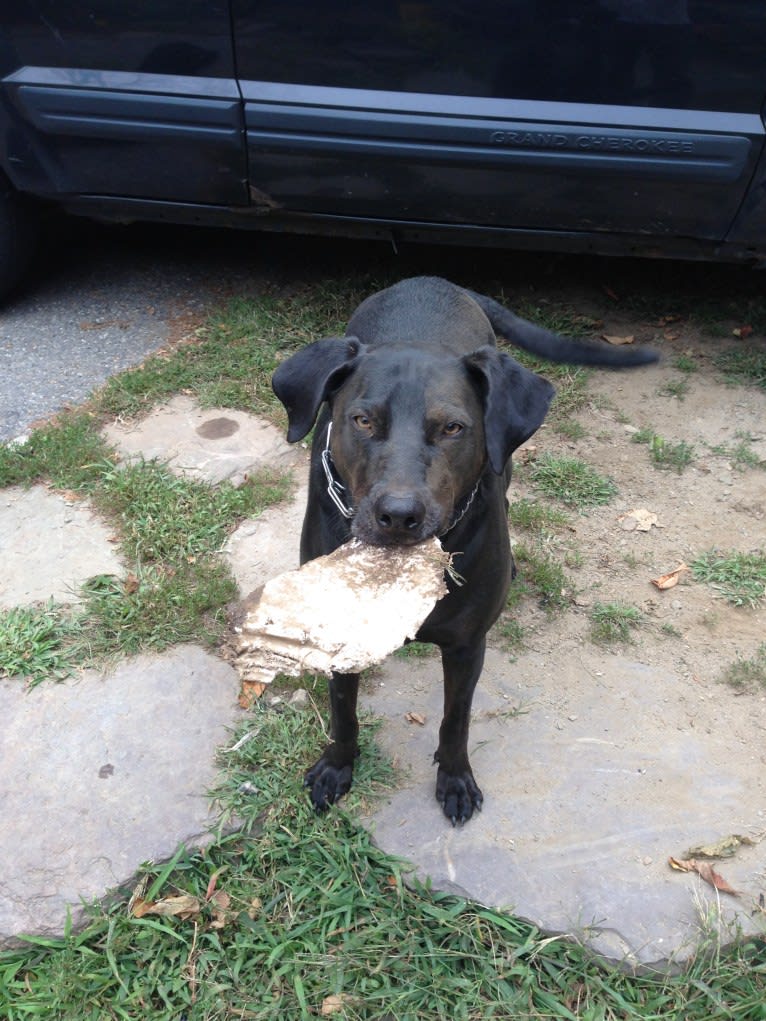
[232,0,766,243]
[0,1,247,206]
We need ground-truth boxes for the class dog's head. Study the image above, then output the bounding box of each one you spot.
[272,337,554,545]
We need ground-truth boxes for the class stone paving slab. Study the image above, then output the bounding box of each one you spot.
[360,650,766,968]
[103,394,303,486]
[0,645,241,947]
[0,485,123,608]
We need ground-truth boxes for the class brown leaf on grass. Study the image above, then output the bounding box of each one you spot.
[733,324,753,339]
[651,564,690,591]
[405,711,426,726]
[131,894,202,919]
[238,679,268,709]
[208,889,235,930]
[686,834,756,859]
[668,857,739,895]
[124,572,140,595]
[602,334,635,346]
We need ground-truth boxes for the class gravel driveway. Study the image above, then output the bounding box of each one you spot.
[0,218,275,441]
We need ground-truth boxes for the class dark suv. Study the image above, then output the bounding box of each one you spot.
[2,2,766,298]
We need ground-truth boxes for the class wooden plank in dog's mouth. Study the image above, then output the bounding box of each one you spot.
[232,537,451,686]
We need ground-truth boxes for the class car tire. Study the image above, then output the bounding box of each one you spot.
[0,172,39,302]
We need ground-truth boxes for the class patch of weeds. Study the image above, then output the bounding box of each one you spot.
[658,377,690,400]
[508,498,570,533]
[96,460,291,562]
[623,551,645,570]
[513,301,601,339]
[708,433,764,471]
[76,558,238,659]
[0,603,77,685]
[0,412,114,491]
[590,602,644,644]
[529,452,617,508]
[508,542,573,615]
[553,417,587,440]
[493,616,526,654]
[660,622,682,638]
[716,347,766,391]
[690,549,766,608]
[673,354,699,373]
[631,429,695,472]
[720,644,766,692]
[563,547,584,569]
[394,640,437,659]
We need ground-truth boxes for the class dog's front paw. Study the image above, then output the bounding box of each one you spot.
[435,765,483,825]
[304,749,355,812]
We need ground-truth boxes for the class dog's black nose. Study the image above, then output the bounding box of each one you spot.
[374,493,426,537]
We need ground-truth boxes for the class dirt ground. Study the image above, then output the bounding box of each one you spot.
[499,299,765,691]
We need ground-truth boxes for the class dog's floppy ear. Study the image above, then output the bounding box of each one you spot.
[464,346,555,473]
[272,336,363,442]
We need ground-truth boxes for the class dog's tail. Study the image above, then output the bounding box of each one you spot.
[464,288,660,368]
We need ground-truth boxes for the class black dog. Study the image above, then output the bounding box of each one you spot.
[272,276,657,824]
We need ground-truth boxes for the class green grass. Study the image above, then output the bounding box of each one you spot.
[590,602,644,645]
[719,644,766,692]
[716,347,766,391]
[0,413,291,681]
[707,434,765,471]
[690,550,766,608]
[95,460,292,563]
[673,354,699,374]
[507,543,573,616]
[0,603,77,686]
[528,453,617,508]
[508,498,571,533]
[631,429,695,472]
[658,378,690,400]
[2,703,765,1020]
[0,413,114,491]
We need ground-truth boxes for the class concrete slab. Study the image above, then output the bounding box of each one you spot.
[360,647,766,968]
[225,474,308,596]
[0,645,242,947]
[0,486,123,608]
[103,394,303,486]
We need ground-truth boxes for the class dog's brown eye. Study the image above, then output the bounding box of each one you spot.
[352,414,373,432]
[443,421,463,437]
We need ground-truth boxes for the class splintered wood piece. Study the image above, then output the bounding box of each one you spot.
[233,537,451,684]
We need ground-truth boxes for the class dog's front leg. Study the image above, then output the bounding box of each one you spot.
[305,672,360,811]
[434,639,485,825]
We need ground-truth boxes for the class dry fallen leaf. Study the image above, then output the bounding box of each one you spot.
[238,679,268,709]
[733,324,753,339]
[651,564,689,591]
[668,857,739,895]
[124,572,140,595]
[618,508,661,532]
[321,994,353,1016]
[405,711,426,726]
[602,334,635,346]
[132,894,201,919]
[686,834,756,859]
